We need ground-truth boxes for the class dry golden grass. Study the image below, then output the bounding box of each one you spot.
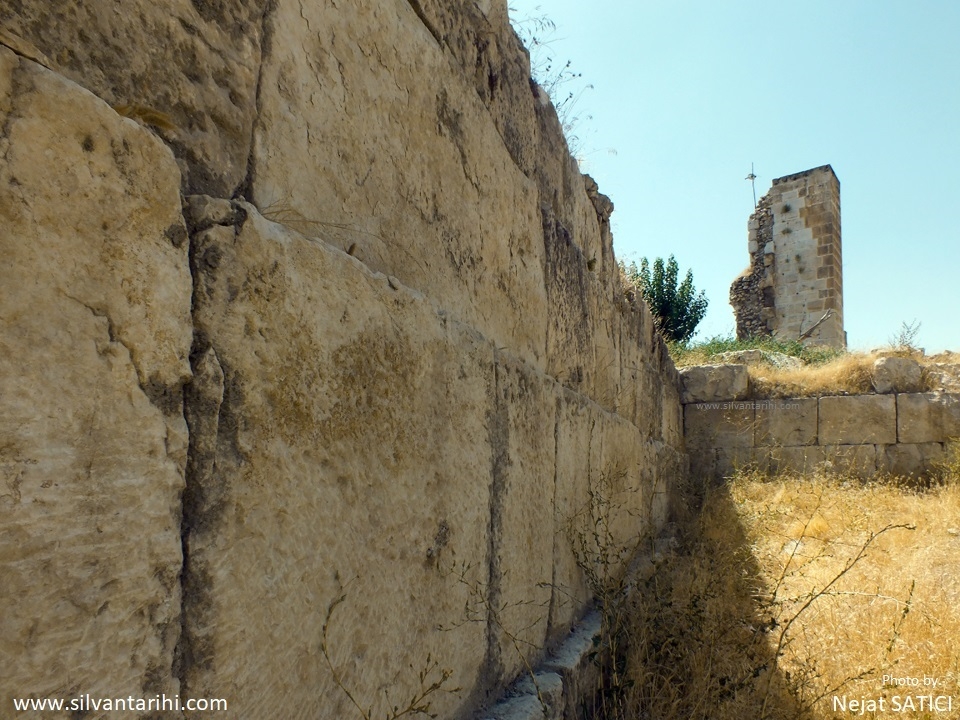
[749,352,877,398]
[735,474,960,718]
[670,335,954,398]
[621,451,960,720]
[749,350,939,398]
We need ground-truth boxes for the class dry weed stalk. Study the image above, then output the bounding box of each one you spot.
[258,198,429,275]
[439,560,552,712]
[567,466,661,720]
[758,517,915,717]
[321,576,459,720]
[733,472,960,719]
[618,467,943,720]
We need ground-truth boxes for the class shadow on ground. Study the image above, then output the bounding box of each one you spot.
[611,478,814,720]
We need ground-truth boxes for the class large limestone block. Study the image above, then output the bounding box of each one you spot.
[1,0,265,195]
[679,364,750,404]
[689,449,718,484]
[684,403,755,449]
[408,0,627,400]
[754,445,826,476]
[716,447,757,480]
[880,443,945,478]
[490,354,557,688]
[501,356,675,699]
[872,356,923,394]
[818,395,896,445]
[898,393,960,444]
[820,445,879,478]
[0,48,191,705]
[628,359,664,440]
[939,394,960,438]
[589,409,666,567]
[250,0,548,368]
[183,203,494,719]
[755,397,818,446]
[554,399,667,637]
[542,201,623,406]
[550,392,595,639]
[661,379,684,448]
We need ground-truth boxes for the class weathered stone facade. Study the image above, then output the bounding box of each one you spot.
[0,3,686,718]
[731,166,845,348]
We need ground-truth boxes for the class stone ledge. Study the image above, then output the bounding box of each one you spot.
[478,611,602,720]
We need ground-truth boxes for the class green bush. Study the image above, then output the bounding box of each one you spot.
[622,256,708,344]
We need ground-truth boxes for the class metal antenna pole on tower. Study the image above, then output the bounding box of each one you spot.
[745,163,757,209]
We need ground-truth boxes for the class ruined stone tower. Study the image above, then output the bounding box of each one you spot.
[730,165,845,348]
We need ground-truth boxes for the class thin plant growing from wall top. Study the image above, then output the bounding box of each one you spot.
[507,5,595,157]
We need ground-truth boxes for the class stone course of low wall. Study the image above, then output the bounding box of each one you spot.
[682,365,960,482]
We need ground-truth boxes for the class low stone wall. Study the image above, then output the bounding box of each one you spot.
[682,365,960,482]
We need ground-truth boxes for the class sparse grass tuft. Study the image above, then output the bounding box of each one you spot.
[669,334,843,368]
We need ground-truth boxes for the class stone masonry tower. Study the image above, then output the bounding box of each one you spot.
[730,165,845,348]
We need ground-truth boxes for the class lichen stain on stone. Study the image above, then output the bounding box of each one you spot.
[261,334,328,446]
[318,332,418,457]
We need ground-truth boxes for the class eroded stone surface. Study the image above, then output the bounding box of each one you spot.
[245,0,669,423]
[898,393,960,444]
[715,447,757,479]
[249,0,547,368]
[0,48,191,705]
[756,398,818,446]
[926,363,960,393]
[755,445,826,476]
[183,204,495,718]
[872,356,923,394]
[684,404,755,449]
[820,445,879,478]
[181,203,677,718]
[819,395,896,445]
[679,364,750,404]
[1,0,266,195]
[880,443,946,477]
[490,353,556,688]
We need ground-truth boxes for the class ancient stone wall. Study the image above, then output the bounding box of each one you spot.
[731,165,845,348]
[681,364,958,483]
[0,2,685,718]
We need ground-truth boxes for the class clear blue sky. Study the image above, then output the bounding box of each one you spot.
[507,1,960,353]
